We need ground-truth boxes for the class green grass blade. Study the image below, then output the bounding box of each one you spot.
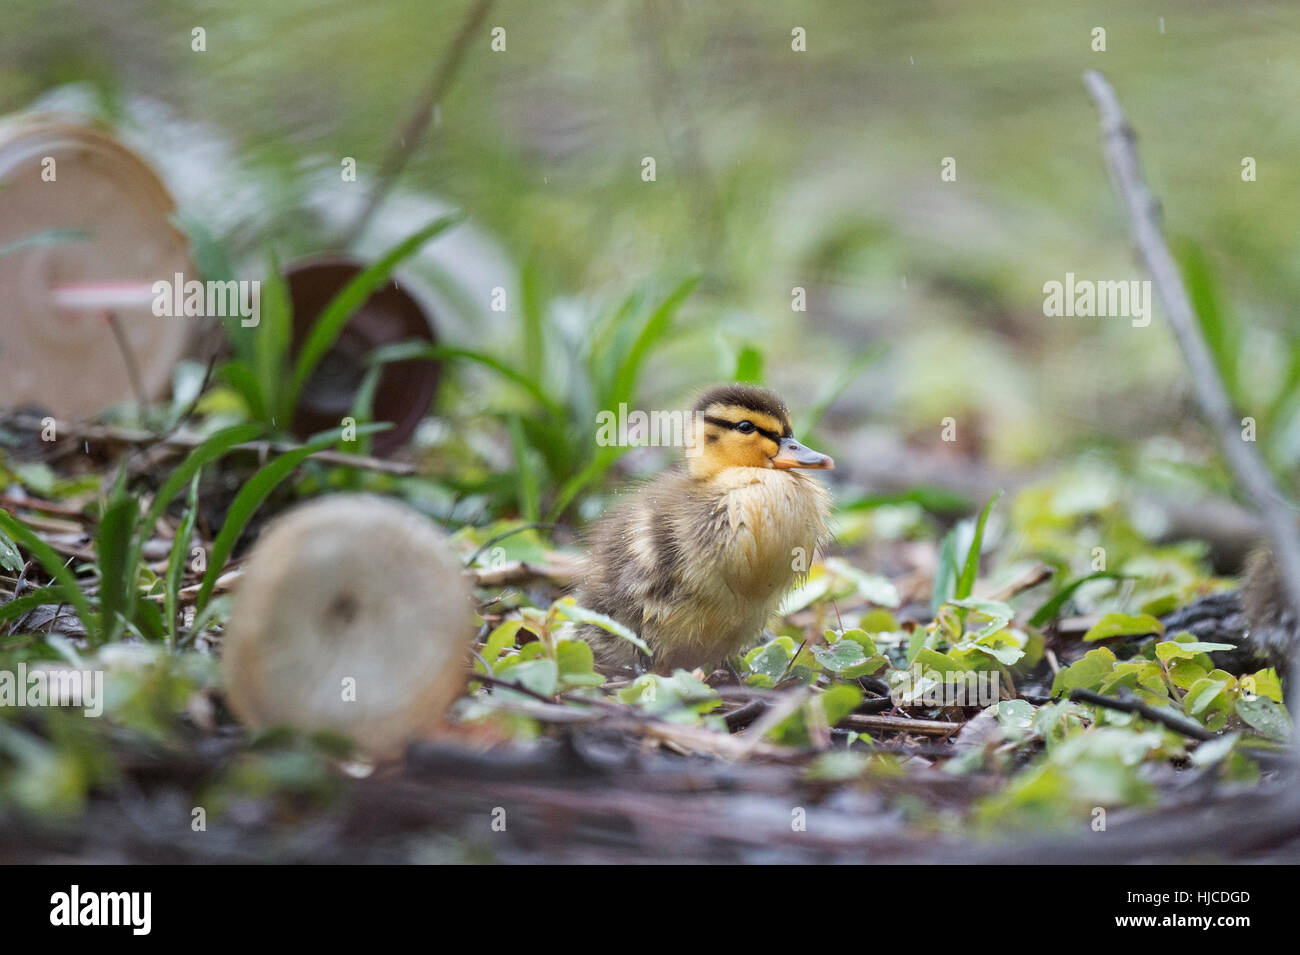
[255,253,293,428]
[286,214,462,419]
[96,488,140,645]
[0,527,23,573]
[380,342,565,419]
[1028,571,1131,628]
[547,446,624,521]
[796,343,886,436]
[733,345,765,383]
[217,360,269,424]
[956,491,1002,601]
[930,524,962,618]
[146,424,265,528]
[520,257,547,387]
[840,486,974,515]
[193,423,387,612]
[508,415,540,522]
[165,474,201,650]
[608,275,700,405]
[0,512,96,643]
[1179,241,1239,406]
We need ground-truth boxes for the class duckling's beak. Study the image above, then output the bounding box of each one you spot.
[772,436,834,470]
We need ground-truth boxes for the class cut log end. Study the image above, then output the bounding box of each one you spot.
[221,494,475,757]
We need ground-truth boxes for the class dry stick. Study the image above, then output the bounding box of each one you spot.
[838,713,963,738]
[1083,70,1300,761]
[0,414,416,476]
[1069,688,1215,742]
[343,0,496,245]
[105,311,147,409]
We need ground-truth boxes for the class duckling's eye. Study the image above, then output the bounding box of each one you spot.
[735,421,756,434]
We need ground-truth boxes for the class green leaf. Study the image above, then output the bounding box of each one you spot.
[0,511,96,643]
[146,423,264,528]
[547,446,626,521]
[812,639,885,678]
[1242,668,1284,703]
[1155,638,1235,663]
[1168,658,1209,691]
[1082,612,1164,643]
[0,527,23,573]
[424,345,565,418]
[744,637,797,683]
[217,360,268,422]
[820,683,863,726]
[550,597,649,655]
[519,257,547,387]
[796,343,885,436]
[1050,647,1117,696]
[165,474,200,650]
[254,254,293,423]
[931,525,962,617]
[507,415,540,522]
[912,646,972,674]
[1189,732,1240,768]
[1028,572,1130,628]
[556,639,604,687]
[732,345,764,383]
[947,597,1015,639]
[1235,696,1291,742]
[997,699,1036,739]
[841,486,974,515]
[96,484,140,645]
[1183,677,1231,725]
[497,657,558,698]
[286,214,461,418]
[956,491,1001,601]
[1179,241,1240,405]
[194,423,386,612]
[607,276,700,406]
[479,620,524,672]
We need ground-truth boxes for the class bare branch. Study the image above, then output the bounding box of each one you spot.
[1082,70,1300,745]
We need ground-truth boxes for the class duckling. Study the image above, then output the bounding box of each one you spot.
[577,384,834,674]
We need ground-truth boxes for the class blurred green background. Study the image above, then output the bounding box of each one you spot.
[3,0,1298,513]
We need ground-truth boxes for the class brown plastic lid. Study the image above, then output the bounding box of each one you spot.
[284,258,441,456]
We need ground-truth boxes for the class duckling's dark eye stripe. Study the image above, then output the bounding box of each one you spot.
[703,415,782,444]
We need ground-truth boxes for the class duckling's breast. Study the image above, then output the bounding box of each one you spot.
[695,468,829,602]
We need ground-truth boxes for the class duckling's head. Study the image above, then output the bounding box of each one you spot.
[686,384,834,480]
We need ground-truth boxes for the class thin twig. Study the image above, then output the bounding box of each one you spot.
[1084,72,1300,622]
[982,563,1054,602]
[105,311,147,409]
[838,713,963,738]
[1084,70,1300,760]
[0,414,417,476]
[344,0,497,244]
[1069,687,1216,741]
[465,560,576,588]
